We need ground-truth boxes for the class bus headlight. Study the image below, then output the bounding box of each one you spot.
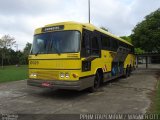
[60,73,70,78]
[65,73,70,78]
[30,73,37,77]
[60,73,65,78]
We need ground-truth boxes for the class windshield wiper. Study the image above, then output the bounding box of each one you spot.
[35,50,40,56]
[49,41,61,55]
[52,45,61,55]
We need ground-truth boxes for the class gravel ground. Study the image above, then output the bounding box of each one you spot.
[0,64,159,115]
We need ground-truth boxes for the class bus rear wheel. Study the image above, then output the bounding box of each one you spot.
[89,72,101,93]
[125,64,132,78]
[124,65,129,78]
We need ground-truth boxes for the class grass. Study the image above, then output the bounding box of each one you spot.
[154,73,160,114]
[0,65,28,83]
[149,72,160,114]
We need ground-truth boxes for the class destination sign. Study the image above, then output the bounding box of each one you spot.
[42,25,64,32]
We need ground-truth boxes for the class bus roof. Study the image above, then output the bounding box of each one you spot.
[37,21,133,46]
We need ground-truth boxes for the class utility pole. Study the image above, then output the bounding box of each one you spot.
[88,0,91,23]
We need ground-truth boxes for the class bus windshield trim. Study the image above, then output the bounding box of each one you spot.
[30,30,81,55]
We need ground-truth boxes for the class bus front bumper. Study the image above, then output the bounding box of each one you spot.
[27,76,94,91]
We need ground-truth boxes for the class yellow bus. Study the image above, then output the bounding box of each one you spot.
[27,21,135,92]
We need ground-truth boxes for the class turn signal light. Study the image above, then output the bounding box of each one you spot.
[72,74,78,78]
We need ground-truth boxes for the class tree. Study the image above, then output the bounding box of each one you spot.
[131,8,160,52]
[0,35,16,68]
[23,42,32,55]
[23,42,32,64]
[134,48,145,54]
[120,36,132,43]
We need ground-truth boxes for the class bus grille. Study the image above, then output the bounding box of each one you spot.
[37,71,59,80]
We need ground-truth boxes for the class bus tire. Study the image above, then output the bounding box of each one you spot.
[89,71,101,93]
[129,64,132,74]
[124,66,129,78]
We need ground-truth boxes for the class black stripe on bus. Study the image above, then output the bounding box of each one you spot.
[79,71,111,79]
[79,75,95,79]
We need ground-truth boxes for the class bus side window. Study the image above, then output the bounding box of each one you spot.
[114,40,118,51]
[101,35,110,50]
[81,29,92,57]
[111,38,118,51]
[81,29,101,57]
[91,36,100,56]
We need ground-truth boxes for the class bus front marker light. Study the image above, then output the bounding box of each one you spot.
[30,73,37,77]
[60,73,65,78]
[33,74,37,77]
[65,73,70,78]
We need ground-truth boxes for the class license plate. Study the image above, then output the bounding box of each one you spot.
[42,82,51,87]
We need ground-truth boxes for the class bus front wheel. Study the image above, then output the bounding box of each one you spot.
[89,72,101,93]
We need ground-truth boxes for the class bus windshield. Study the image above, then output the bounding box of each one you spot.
[31,31,80,55]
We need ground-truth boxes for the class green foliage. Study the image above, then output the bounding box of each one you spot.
[131,8,160,52]
[22,42,32,64]
[14,42,32,65]
[17,51,25,64]
[0,35,31,66]
[120,36,132,43]
[0,35,16,68]
[134,48,145,54]
[0,65,27,83]
[23,42,32,55]
[150,73,160,113]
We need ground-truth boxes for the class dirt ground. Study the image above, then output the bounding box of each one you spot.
[0,64,160,114]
